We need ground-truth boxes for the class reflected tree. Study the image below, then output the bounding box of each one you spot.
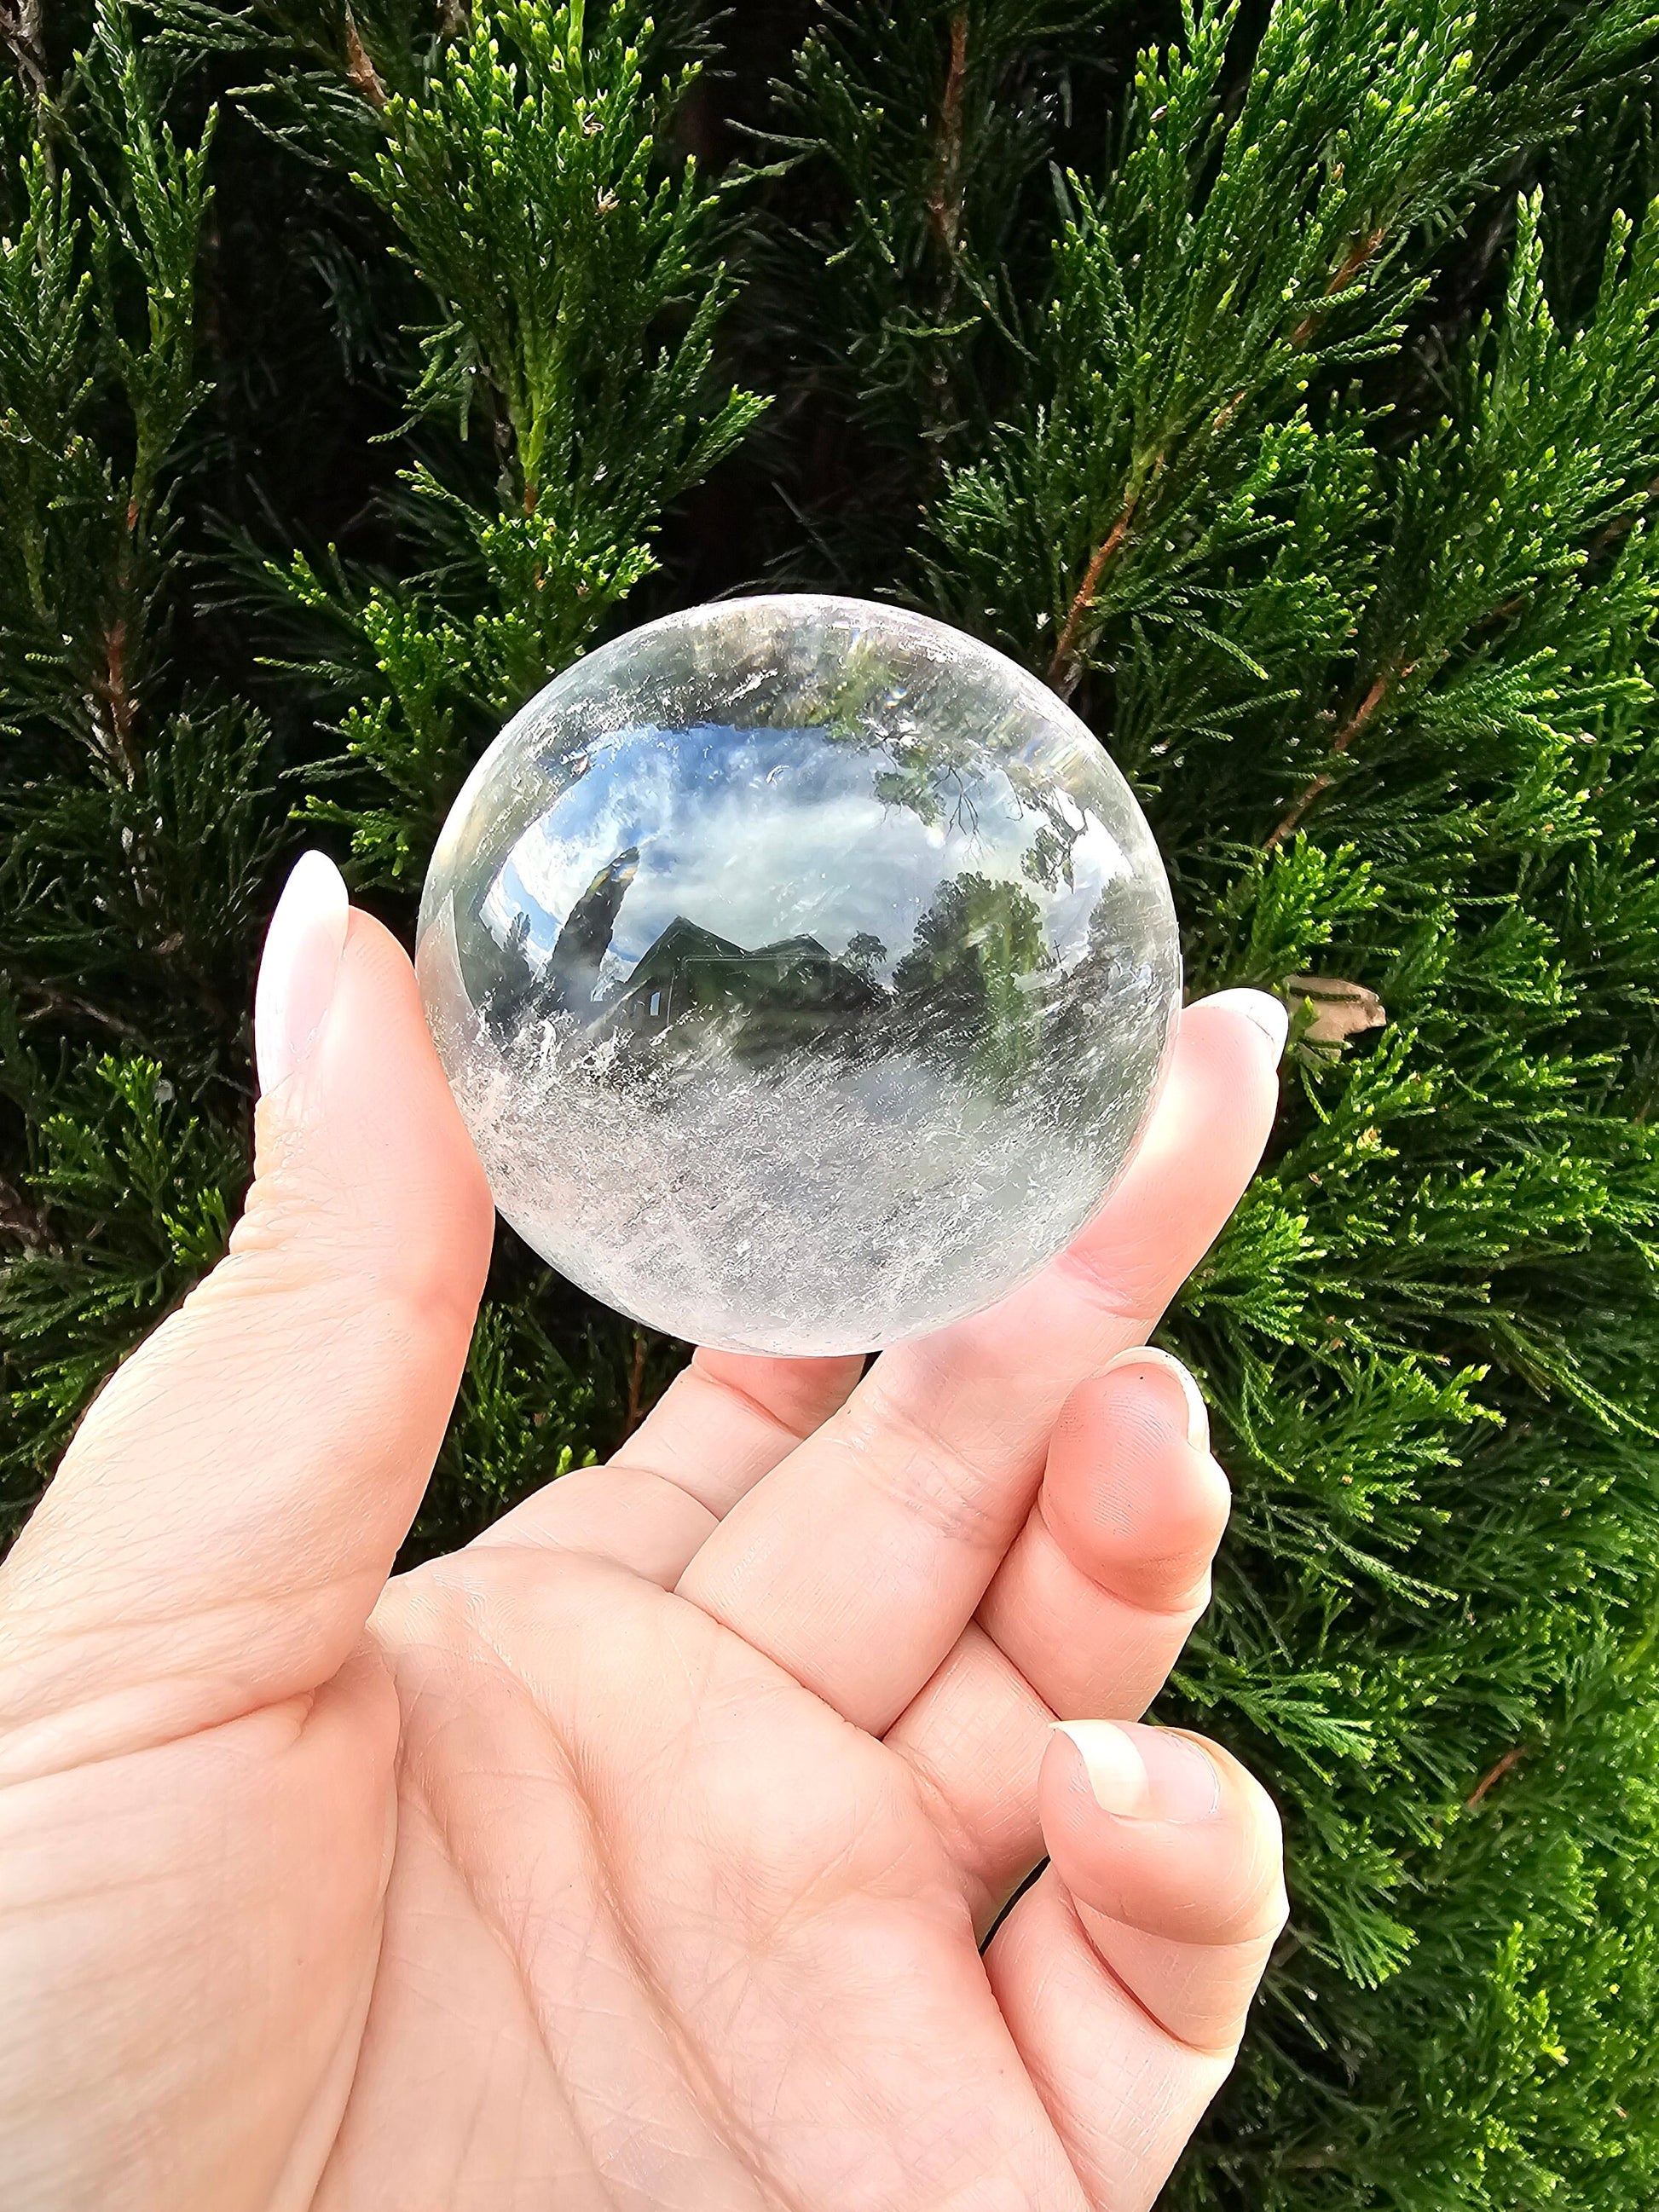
[845,930,889,981]
[892,872,1052,1092]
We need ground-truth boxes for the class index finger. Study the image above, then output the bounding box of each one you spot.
[0,872,494,1782]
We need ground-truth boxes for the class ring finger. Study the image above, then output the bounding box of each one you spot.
[887,1349,1230,1926]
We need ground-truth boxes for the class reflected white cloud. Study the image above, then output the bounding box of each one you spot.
[479,720,1128,981]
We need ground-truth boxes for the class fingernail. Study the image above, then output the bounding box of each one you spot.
[1205,987,1289,1066]
[1101,1345,1210,1454]
[254,852,350,1096]
[1051,1721,1222,1823]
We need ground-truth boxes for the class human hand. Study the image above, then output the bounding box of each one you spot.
[0,855,1288,2211]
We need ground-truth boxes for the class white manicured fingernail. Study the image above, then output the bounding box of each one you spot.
[254,852,350,1096]
[1051,1720,1221,1822]
[1101,1346,1210,1454]
[1206,987,1290,1064]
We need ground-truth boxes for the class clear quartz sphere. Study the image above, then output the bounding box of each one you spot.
[417,595,1182,1355]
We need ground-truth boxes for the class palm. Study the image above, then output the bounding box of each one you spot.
[1,920,1288,2212]
[335,1541,1062,2208]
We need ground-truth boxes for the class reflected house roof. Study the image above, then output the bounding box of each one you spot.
[602,913,885,1041]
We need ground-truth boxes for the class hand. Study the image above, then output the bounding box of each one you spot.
[0,856,1288,2211]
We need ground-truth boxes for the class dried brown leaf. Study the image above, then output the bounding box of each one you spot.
[1285,973,1388,1051]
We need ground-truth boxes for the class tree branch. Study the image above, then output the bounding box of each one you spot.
[621,1328,648,1439]
[1466,1745,1527,1810]
[1047,494,1139,695]
[343,5,388,111]
[1265,664,1402,849]
[926,11,969,257]
[99,615,139,781]
[0,0,49,107]
[9,973,150,1045]
[1292,223,1388,348]
[919,11,972,448]
[0,1170,53,1255]
[1591,469,1659,558]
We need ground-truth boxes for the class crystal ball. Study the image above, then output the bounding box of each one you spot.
[416,595,1181,1355]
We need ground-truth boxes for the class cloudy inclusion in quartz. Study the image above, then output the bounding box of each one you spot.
[417,595,1182,1355]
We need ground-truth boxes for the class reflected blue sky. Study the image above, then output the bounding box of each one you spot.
[477,722,1130,984]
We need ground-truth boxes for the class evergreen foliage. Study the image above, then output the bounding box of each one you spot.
[3,1,1659,2202]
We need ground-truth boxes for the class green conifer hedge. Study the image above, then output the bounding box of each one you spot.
[4,3,1659,2202]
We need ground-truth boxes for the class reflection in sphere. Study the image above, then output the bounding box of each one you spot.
[417,596,1182,1354]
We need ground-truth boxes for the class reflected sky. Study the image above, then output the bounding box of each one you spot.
[477,721,1131,984]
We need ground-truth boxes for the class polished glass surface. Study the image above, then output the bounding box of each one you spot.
[417,595,1182,1354]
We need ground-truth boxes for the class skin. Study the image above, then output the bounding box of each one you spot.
[0,896,1289,2211]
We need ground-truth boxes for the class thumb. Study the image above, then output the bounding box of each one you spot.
[0,856,494,1782]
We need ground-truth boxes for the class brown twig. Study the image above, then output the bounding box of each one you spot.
[1474,592,1525,632]
[1267,461,1659,849]
[0,1170,52,1254]
[920,12,971,449]
[1047,495,1138,694]
[343,6,388,111]
[0,0,49,105]
[1591,469,1659,558]
[1266,770,1333,849]
[13,976,149,1045]
[1265,664,1404,849]
[621,1329,648,1440]
[1466,1745,1527,1811]
[926,12,969,257]
[100,615,140,782]
[1046,221,1388,703]
[1291,225,1388,348]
